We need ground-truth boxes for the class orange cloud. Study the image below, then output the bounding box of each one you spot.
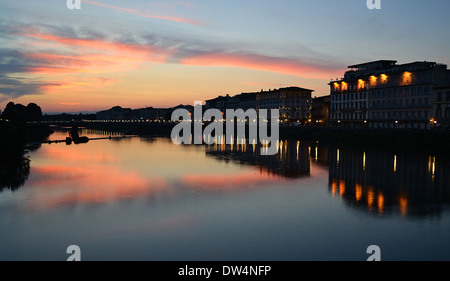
[25,34,172,64]
[23,31,340,81]
[21,34,173,80]
[181,52,342,79]
[20,32,170,95]
[39,77,121,93]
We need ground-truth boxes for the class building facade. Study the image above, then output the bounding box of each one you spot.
[205,87,312,124]
[330,60,450,129]
[432,85,450,128]
[311,95,331,126]
[256,87,313,124]
[205,95,230,113]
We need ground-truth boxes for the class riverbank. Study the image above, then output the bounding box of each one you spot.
[279,126,450,151]
[70,121,450,152]
[0,121,54,153]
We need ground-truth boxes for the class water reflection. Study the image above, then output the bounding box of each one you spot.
[205,139,311,178]
[3,127,450,221]
[328,147,450,218]
[0,152,30,192]
[201,134,450,219]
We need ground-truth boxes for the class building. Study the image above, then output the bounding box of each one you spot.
[432,85,450,128]
[235,92,257,111]
[256,87,313,124]
[311,95,331,126]
[330,60,450,129]
[205,95,231,113]
[204,87,312,124]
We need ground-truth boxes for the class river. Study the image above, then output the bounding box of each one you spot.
[0,128,449,261]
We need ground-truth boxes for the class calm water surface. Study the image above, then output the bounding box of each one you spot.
[0,128,450,261]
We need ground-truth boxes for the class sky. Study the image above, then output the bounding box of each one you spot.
[0,0,449,113]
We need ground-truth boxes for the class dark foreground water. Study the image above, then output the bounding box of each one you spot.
[0,128,450,261]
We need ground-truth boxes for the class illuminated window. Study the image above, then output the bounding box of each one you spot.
[358,79,366,90]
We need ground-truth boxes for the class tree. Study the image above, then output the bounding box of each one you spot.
[1,102,43,121]
[26,103,43,121]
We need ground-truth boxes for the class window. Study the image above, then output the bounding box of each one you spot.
[436,106,442,118]
[437,92,442,101]
[446,91,450,101]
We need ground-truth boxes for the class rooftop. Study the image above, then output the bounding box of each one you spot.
[348,60,397,70]
[262,86,314,93]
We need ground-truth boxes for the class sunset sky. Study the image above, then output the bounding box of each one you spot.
[1,0,449,113]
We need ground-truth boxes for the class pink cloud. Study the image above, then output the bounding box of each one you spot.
[181,52,344,79]
[82,0,205,26]
[82,0,136,12]
[22,34,173,76]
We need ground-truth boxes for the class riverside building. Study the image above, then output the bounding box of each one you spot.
[205,87,313,125]
[329,60,450,129]
[256,87,313,125]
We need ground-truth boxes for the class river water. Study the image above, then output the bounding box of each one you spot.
[0,128,449,261]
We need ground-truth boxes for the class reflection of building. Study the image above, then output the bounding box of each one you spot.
[205,139,311,178]
[328,146,450,217]
[330,60,450,128]
[432,85,450,128]
[311,96,330,126]
[257,87,313,124]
